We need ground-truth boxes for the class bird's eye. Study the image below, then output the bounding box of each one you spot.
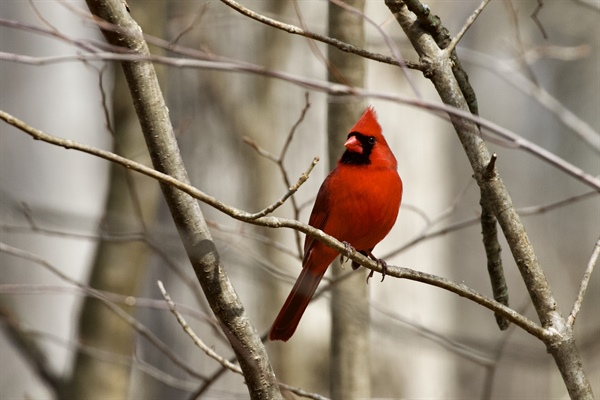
[368,136,376,145]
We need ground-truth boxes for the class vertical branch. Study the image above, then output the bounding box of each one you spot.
[82,1,281,398]
[403,0,510,332]
[480,155,510,330]
[327,1,370,399]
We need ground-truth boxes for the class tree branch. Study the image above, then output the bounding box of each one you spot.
[480,156,510,331]
[0,110,547,341]
[218,0,421,71]
[157,281,244,375]
[568,239,600,327]
[0,303,65,398]
[2,48,597,191]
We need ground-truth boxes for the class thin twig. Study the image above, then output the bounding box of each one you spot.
[218,0,421,71]
[157,281,244,374]
[246,156,319,220]
[445,0,491,55]
[568,239,600,327]
[279,93,312,255]
[0,304,65,397]
[531,0,549,39]
[280,92,311,161]
[243,93,313,255]
[160,278,331,400]
[0,284,214,392]
[171,3,210,45]
[384,189,599,259]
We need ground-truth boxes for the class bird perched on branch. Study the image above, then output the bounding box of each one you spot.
[269,107,403,342]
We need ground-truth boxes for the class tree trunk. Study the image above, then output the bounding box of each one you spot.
[327,1,370,399]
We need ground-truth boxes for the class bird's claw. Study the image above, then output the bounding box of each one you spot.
[379,259,389,282]
[365,254,388,284]
[339,241,353,268]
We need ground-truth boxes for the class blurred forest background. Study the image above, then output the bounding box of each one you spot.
[1,0,598,399]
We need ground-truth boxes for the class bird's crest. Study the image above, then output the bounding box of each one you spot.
[350,106,381,137]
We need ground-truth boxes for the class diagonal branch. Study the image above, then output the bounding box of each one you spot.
[157,281,243,375]
[219,0,422,71]
[384,1,594,398]
[1,44,598,190]
[568,239,600,327]
[80,0,281,398]
[0,110,547,341]
[158,281,331,400]
[0,304,65,398]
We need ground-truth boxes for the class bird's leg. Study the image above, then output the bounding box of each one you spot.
[339,241,353,268]
[365,250,388,283]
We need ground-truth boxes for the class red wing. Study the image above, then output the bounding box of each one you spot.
[302,176,331,264]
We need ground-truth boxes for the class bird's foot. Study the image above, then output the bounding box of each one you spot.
[366,251,388,283]
[339,241,353,268]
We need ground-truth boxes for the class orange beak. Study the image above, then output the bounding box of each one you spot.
[344,135,363,154]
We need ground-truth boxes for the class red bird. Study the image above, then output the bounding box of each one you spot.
[269,107,403,342]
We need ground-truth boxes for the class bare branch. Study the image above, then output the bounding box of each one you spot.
[445,0,491,55]
[531,0,549,39]
[160,281,332,400]
[0,286,212,392]
[568,239,600,327]
[157,281,243,375]
[243,93,313,256]
[218,0,422,71]
[0,112,547,340]
[480,155,510,331]
[2,50,596,190]
[0,304,65,397]
[244,156,319,220]
[460,47,600,153]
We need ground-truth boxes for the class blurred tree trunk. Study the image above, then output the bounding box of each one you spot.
[327,1,370,399]
[65,2,165,398]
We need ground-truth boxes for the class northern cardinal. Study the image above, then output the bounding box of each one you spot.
[269,107,402,342]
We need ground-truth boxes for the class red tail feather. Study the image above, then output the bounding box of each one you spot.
[269,265,327,341]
